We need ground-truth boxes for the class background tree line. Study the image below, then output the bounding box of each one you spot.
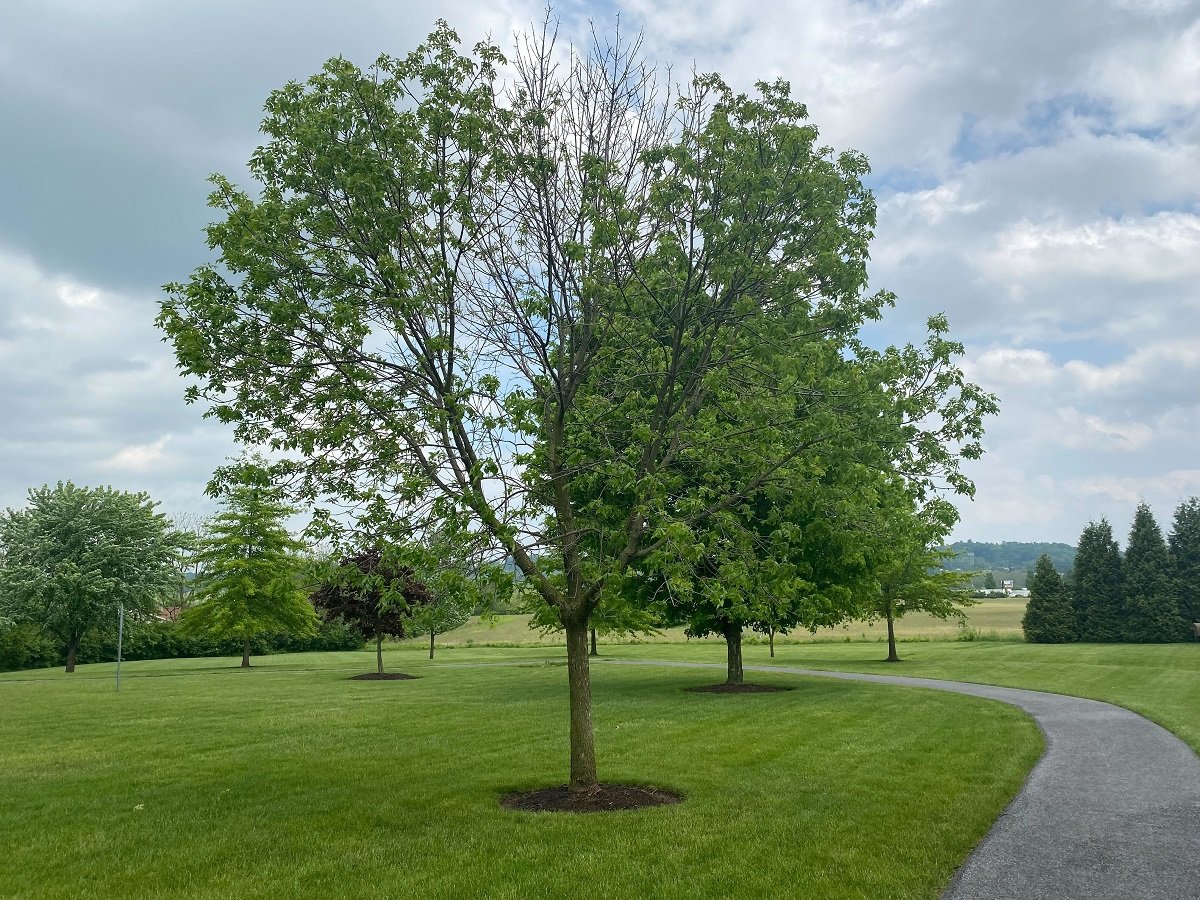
[1022,498,1200,643]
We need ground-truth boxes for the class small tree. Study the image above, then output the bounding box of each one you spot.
[182,470,317,667]
[982,571,997,590]
[1071,519,1124,642]
[1123,503,1180,643]
[311,548,430,674]
[861,496,972,663]
[408,591,470,659]
[1168,497,1200,631]
[1022,554,1075,643]
[0,483,177,672]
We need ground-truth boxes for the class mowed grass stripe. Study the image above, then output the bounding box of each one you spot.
[0,651,1039,900]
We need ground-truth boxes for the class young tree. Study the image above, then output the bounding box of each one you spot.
[860,495,972,663]
[1168,497,1200,631]
[408,591,471,659]
[982,571,997,590]
[311,548,431,674]
[1122,503,1181,643]
[1071,519,1124,642]
[158,24,994,791]
[1022,554,1075,643]
[182,471,317,667]
[0,483,177,672]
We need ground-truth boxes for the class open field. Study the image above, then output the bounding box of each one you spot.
[0,649,1040,900]
[405,597,1028,650]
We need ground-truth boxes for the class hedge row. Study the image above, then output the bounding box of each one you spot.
[0,618,365,673]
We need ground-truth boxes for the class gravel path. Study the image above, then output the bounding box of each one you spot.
[604,659,1200,900]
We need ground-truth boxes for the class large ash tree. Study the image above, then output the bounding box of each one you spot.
[159,23,992,793]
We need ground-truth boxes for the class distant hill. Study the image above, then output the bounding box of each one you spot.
[943,541,1077,574]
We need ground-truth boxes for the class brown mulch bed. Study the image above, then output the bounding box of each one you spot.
[686,683,793,694]
[348,672,419,681]
[500,784,682,813]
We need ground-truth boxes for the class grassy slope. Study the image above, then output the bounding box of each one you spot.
[604,641,1200,754]
[409,597,1028,649]
[0,650,1039,900]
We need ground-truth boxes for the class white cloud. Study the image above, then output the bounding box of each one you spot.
[98,435,174,473]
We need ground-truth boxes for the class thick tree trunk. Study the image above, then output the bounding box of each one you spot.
[769,627,775,658]
[589,626,598,657]
[376,632,384,674]
[885,608,900,663]
[64,634,81,673]
[429,629,435,660]
[241,637,252,669]
[564,619,598,792]
[723,622,744,685]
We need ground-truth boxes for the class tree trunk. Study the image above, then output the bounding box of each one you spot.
[376,632,384,674]
[769,627,775,658]
[64,634,81,673]
[429,629,435,660]
[885,607,900,663]
[564,619,598,792]
[723,622,744,685]
[589,626,598,657]
[241,637,251,669]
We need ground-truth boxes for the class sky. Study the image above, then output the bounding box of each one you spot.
[1,0,1197,545]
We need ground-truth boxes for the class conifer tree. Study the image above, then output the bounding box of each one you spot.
[1123,503,1181,642]
[182,470,317,667]
[1071,519,1124,642]
[1022,554,1075,642]
[1168,497,1200,632]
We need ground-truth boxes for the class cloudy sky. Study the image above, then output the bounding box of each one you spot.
[1,0,1197,544]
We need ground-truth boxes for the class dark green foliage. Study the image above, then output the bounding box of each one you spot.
[982,572,997,590]
[0,618,363,673]
[945,541,1077,573]
[1022,555,1076,643]
[1122,503,1181,643]
[1072,519,1125,642]
[1168,497,1200,630]
[0,623,60,672]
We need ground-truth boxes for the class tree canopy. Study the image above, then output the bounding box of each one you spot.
[1071,519,1124,642]
[1122,503,1180,643]
[0,482,178,672]
[159,22,995,791]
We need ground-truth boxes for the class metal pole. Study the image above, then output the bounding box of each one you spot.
[115,604,124,692]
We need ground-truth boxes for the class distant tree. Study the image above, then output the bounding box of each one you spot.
[164,511,209,621]
[1072,519,1124,642]
[1122,503,1181,643]
[408,591,471,660]
[1022,554,1075,642]
[982,571,997,590]
[1168,497,1200,631]
[182,470,317,667]
[861,496,972,663]
[311,548,430,674]
[0,483,177,672]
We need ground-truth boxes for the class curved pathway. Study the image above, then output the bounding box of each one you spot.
[604,659,1200,900]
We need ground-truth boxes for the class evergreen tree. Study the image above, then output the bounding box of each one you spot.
[182,470,317,667]
[1123,503,1181,642]
[1168,497,1200,631]
[1022,554,1075,642]
[1071,519,1124,642]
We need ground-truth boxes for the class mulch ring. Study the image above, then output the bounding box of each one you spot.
[500,784,682,814]
[686,683,793,694]
[349,672,419,681]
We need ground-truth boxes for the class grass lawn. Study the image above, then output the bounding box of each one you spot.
[603,640,1200,754]
[407,597,1027,650]
[0,648,1040,900]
